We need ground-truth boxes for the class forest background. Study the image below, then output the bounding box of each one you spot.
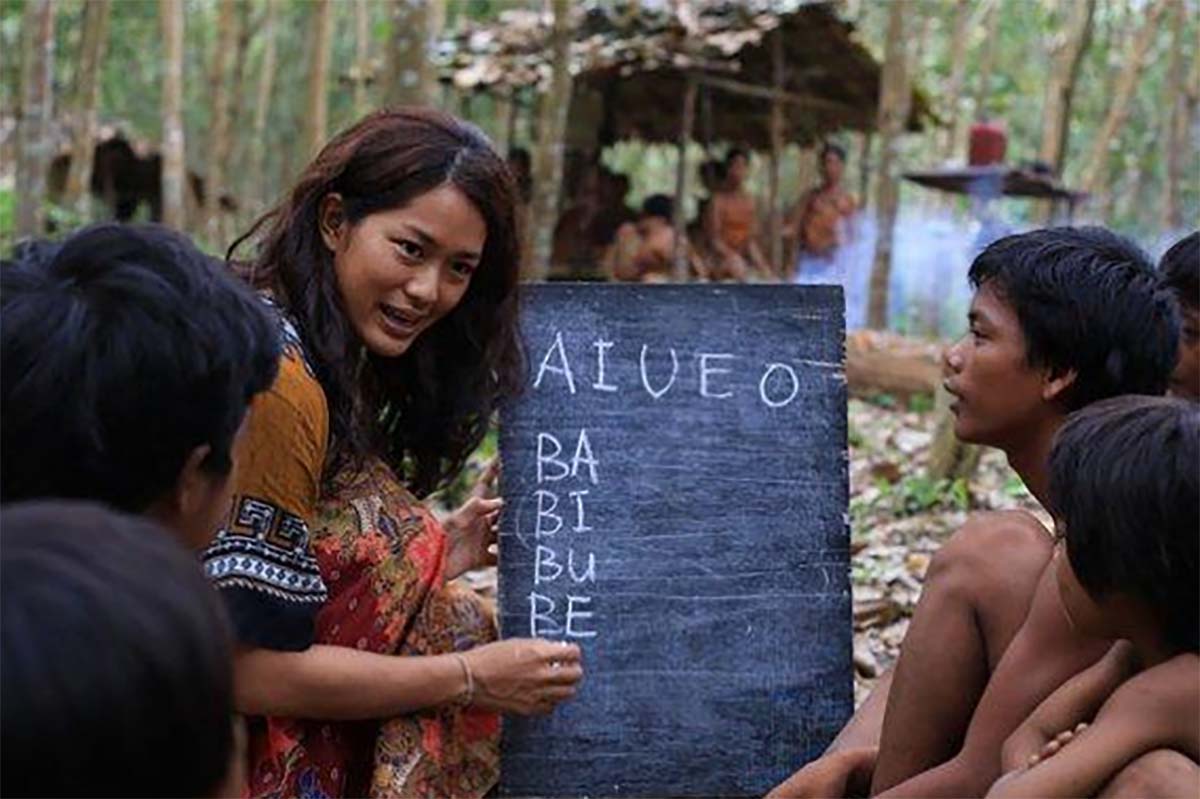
[3,0,1197,300]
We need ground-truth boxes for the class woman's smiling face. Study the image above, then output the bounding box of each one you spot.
[321,184,487,358]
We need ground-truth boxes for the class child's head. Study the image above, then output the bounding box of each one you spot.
[944,227,1178,447]
[1,501,242,797]
[1,224,280,548]
[1048,395,1199,654]
[1159,231,1199,400]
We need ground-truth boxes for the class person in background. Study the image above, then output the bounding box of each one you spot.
[0,223,280,550]
[1159,231,1199,400]
[705,148,769,280]
[204,108,582,798]
[1,501,243,798]
[786,142,858,284]
[609,194,703,282]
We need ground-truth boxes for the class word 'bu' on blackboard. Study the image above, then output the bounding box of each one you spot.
[498,284,852,798]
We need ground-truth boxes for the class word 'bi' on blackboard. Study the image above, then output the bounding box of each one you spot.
[498,284,852,798]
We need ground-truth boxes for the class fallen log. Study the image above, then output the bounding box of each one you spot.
[845,329,942,399]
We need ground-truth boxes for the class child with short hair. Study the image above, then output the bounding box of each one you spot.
[1,224,280,548]
[988,395,1199,797]
[1,501,243,797]
[1159,231,1199,400]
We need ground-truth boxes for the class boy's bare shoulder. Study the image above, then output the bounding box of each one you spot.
[944,510,1055,563]
[961,509,1051,537]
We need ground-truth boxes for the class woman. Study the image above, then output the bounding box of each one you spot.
[201,108,583,798]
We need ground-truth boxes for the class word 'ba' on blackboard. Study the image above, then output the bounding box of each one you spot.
[497,284,852,798]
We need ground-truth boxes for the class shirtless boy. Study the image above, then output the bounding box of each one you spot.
[989,396,1198,798]
[769,227,1180,798]
[705,148,769,280]
[1159,231,1199,400]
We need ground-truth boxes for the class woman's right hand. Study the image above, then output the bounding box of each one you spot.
[462,638,583,716]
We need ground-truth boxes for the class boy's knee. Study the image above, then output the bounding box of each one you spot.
[1100,749,1200,798]
[927,512,1052,599]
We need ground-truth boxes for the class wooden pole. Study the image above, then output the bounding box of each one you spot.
[767,32,785,278]
[672,77,698,282]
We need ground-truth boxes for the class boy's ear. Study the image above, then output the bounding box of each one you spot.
[145,444,213,541]
[317,193,347,254]
[1042,367,1078,403]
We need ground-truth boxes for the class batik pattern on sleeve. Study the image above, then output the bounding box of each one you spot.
[201,307,330,651]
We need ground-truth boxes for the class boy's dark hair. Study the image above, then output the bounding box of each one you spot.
[725,147,749,164]
[1,224,280,512]
[1,500,236,796]
[821,142,847,162]
[1159,231,1199,311]
[1049,396,1199,653]
[642,193,674,221]
[968,227,1179,410]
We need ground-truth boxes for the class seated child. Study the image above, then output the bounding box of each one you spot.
[1159,231,1199,400]
[772,228,1181,799]
[988,395,1198,797]
[0,224,279,547]
[1,501,244,797]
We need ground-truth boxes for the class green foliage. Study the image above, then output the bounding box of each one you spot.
[0,188,15,249]
[907,392,935,414]
[856,474,971,521]
[847,420,865,449]
[865,391,898,410]
[427,424,500,513]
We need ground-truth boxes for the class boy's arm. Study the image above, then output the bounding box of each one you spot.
[876,566,1111,798]
[1000,640,1137,772]
[987,659,1198,798]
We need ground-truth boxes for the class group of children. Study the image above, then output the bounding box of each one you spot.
[771,229,1199,799]
[0,221,1196,797]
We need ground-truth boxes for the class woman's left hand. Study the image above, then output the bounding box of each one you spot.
[443,459,502,580]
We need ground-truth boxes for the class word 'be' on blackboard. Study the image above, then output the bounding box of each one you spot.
[498,284,852,798]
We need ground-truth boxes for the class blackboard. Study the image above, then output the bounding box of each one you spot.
[497,284,852,798]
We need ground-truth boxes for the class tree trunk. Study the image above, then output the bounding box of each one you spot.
[304,0,334,159]
[857,132,872,204]
[1160,0,1186,231]
[1039,0,1096,172]
[938,0,972,165]
[866,1,909,330]
[767,34,785,276]
[62,0,110,217]
[973,0,999,120]
[1035,0,1095,222]
[384,0,444,107]
[160,0,186,229]
[354,0,371,117]
[16,0,55,238]
[1081,0,1169,198]
[204,0,238,243]
[246,0,278,219]
[223,0,253,242]
[672,78,697,282]
[521,0,573,280]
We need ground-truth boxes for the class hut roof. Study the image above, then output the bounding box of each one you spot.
[439,0,933,149]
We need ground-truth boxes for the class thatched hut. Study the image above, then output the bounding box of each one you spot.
[440,0,934,278]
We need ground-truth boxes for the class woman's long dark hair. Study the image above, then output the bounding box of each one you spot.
[229,107,524,497]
